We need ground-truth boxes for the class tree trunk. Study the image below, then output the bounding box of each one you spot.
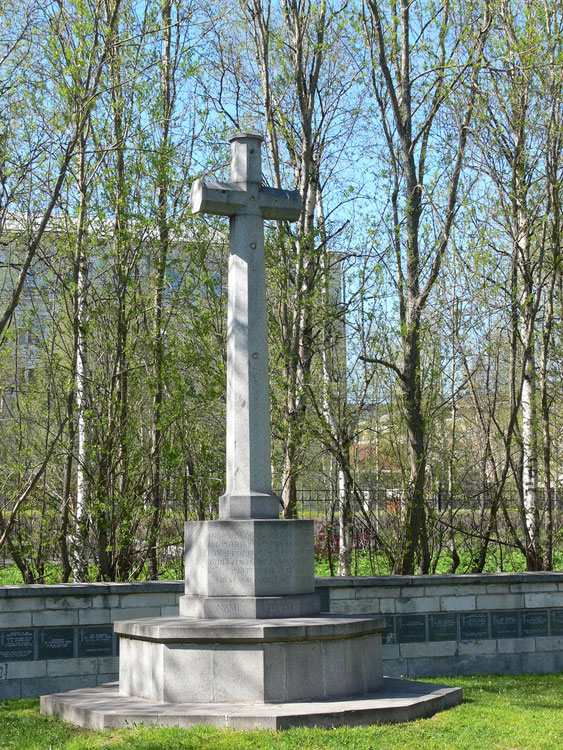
[513,124,542,570]
[74,251,89,580]
[337,465,353,576]
[62,129,90,582]
[365,0,488,574]
[148,0,173,580]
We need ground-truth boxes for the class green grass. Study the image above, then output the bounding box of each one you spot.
[312,549,524,577]
[314,547,563,577]
[1,674,562,749]
[0,564,93,586]
[1,543,561,585]
[314,551,391,576]
[0,562,185,586]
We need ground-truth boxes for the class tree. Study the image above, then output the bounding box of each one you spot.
[241,0,365,519]
[0,0,122,577]
[0,0,122,341]
[362,0,490,573]
[463,0,563,570]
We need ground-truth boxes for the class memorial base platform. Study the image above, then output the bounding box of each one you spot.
[41,677,462,730]
[41,614,462,730]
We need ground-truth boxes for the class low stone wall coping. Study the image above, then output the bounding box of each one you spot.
[0,582,184,598]
[313,573,563,588]
[2,574,563,597]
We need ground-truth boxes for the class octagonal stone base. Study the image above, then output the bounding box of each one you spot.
[116,615,384,704]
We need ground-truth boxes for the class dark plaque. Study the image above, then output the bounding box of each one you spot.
[520,610,548,638]
[550,609,563,636]
[78,627,114,658]
[429,613,458,642]
[38,628,75,660]
[460,612,489,641]
[0,630,34,661]
[491,611,519,639]
[383,616,395,645]
[397,614,426,643]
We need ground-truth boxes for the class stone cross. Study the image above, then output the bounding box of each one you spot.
[190,133,301,520]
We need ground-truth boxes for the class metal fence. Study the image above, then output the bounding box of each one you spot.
[293,486,563,547]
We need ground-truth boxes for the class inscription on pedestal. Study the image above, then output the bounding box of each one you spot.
[520,610,548,637]
[460,612,489,641]
[397,614,426,643]
[491,611,519,639]
[38,628,74,660]
[0,629,34,661]
[78,627,114,657]
[214,567,254,587]
[185,519,314,602]
[210,536,254,589]
[429,613,457,642]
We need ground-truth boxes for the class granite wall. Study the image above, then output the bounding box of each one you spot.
[316,573,563,679]
[0,582,182,700]
[2,573,563,699]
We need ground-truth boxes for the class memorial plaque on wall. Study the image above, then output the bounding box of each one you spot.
[551,609,563,636]
[491,610,519,639]
[78,627,114,658]
[460,612,489,640]
[520,610,548,637]
[38,628,75,660]
[383,616,396,645]
[0,630,34,661]
[429,613,458,642]
[397,614,426,643]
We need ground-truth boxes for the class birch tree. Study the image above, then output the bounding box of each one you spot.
[0,0,122,341]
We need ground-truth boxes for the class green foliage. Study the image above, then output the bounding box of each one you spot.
[2,0,563,581]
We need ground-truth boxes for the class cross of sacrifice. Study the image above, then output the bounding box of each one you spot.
[190,133,301,520]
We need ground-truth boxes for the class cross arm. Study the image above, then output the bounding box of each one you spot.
[259,187,302,222]
[190,180,247,217]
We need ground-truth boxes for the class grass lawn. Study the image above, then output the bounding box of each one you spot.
[1,674,562,749]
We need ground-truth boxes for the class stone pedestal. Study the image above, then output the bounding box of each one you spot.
[179,519,321,618]
[40,514,461,729]
[111,519,385,713]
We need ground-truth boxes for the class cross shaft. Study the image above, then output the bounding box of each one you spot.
[190,133,301,519]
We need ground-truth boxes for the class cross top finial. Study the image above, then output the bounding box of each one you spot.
[229,132,264,186]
